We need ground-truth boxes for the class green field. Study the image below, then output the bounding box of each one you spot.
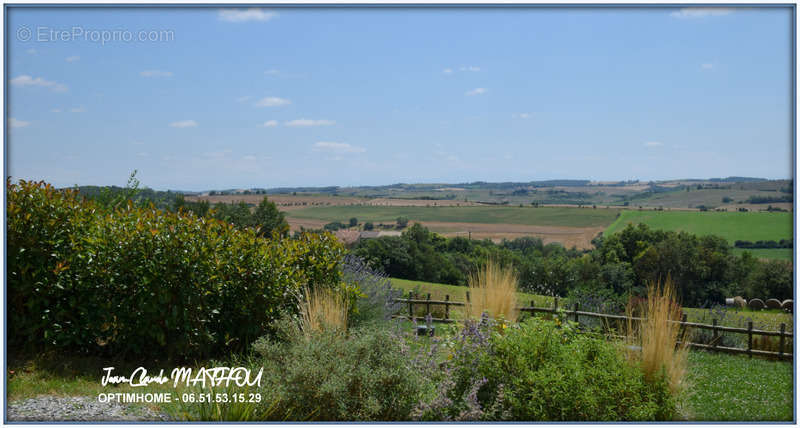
[732,248,793,261]
[604,210,792,244]
[288,205,620,227]
[389,277,551,308]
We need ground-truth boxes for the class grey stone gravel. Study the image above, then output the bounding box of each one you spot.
[7,395,171,422]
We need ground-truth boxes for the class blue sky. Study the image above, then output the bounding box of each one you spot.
[6,6,793,191]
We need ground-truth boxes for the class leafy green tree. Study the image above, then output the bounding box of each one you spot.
[396,216,409,229]
[363,222,374,231]
[349,217,358,227]
[253,196,289,237]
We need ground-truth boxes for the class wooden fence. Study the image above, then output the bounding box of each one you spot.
[394,291,793,361]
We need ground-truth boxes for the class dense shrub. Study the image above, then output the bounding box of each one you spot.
[7,179,344,359]
[416,317,677,421]
[251,323,436,421]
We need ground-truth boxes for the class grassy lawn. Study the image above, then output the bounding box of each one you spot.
[389,277,552,309]
[604,210,791,243]
[287,205,620,228]
[685,351,793,421]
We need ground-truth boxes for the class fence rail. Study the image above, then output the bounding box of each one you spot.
[394,291,793,361]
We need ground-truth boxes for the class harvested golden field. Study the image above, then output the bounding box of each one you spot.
[419,221,603,249]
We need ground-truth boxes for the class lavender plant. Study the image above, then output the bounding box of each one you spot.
[341,254,404,326]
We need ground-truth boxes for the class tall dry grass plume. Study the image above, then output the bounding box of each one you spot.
[465,260,518,322]
[625,277,689,395]
[298,286,349,336]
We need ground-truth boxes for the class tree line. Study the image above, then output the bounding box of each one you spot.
[351,223,792,308]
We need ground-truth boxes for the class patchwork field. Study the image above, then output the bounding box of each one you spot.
[286,205,619,248]
[604,210,792,260]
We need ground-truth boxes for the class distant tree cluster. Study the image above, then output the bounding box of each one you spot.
[352,223,793,308]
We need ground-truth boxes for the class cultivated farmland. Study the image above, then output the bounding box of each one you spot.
[604,210,792,260]
[286,205,620,248]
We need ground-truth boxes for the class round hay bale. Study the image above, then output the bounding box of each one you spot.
[734,296,747,309]
[748,298,765,310]
[766,298,782,310]
[782,299,793,312]
[725,298,735,306]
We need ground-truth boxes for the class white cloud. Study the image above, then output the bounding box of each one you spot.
[10,75,68,92]
[644,141,663,148]
[51,108,62,113]
[218,8,276,22]
[140,70,173,78]
[242,155,257,161]
[670,8,735,19]
[466,88,487,96]
[65,56,80,63]
[701,63,714,70]
[70,106,86,113]
[170,120,198,128]
[264,69,280,75]
[259,120,279,127]
[254,96,290,107]
[460,65,481,72]
[285,119,335,127]
[512,112,533,119]
[313,141,366,154]
[442,68,453,74]
[8,118,30,128]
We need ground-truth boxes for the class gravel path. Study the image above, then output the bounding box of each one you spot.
[7,395,171,422]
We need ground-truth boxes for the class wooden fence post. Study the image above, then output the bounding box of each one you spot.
[426,293,431,316]
[779,323,786,357]
[408,291,414,318]
[554,296,559,312]
[747,321,753,358]
[712,319,718,350]
[574,303,579,324]
[679,313,687,342]
[445,295,450,320]
[466,291,471,304]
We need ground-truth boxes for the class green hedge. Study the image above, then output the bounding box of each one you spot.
[7,179,344,359]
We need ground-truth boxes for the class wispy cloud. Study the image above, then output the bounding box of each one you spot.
[70,106,86,113]
[9,118,30,128]
[701,63,714,70]
[218,8,276,23]
[10,75,67,92]
[670,8,735,19]
[170,120,198,128]
[65,55,80,63]
[264,69,280,75]
[259,120,279,127]
[254,96,291,107]
[512,112,533,119]
[466,88,487,96]
[285,119,335,127]
[236,95,253,103]
[140,70,173,78]
[313,141,366,153]
[644,141,663,148]
[51,108,62,113]
[443,65,480,75]
[137,152,150,157]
